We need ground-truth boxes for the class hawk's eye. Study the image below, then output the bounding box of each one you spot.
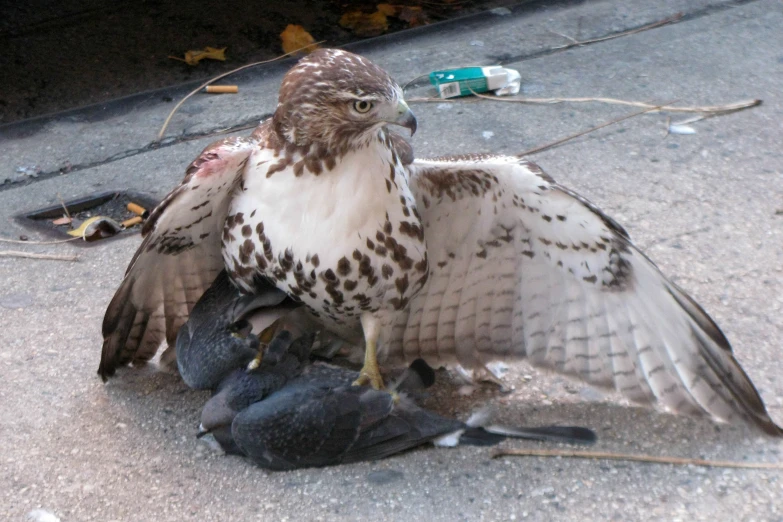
[353,100,373,113]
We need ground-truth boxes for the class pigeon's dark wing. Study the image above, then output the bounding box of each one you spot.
[342,400,598,462]
[384,154,782,435]
[339,396,464,463]
[99,126,271,380]
[176,270,291,389]
[232,383,394,470]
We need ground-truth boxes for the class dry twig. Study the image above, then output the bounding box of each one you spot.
[409,93,761,115]
[177,122,260,143]
[518,101,674,157]
[0,237,79,245]
[157,41,324,140]
[551,13,683,50]
[492,448,783,470]
[0,251,79,262]
[56,192,73,226]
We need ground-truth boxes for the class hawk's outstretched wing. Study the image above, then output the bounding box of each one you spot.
[381,154,781,435]
[99,130,264,379]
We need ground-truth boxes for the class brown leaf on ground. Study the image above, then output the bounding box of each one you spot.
[67,216,123,242]
[377,4,397,16]
[397,6,428,27]
[280,24,318,55]
[339,10,389,37]
[169,47,227,66]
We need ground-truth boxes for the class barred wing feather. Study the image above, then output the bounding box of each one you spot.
[380,154,781,434]
[99,133,262,379]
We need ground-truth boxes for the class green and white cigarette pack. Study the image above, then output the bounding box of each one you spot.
[429,66,521,99]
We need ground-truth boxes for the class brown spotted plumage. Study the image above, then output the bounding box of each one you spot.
[100,49,781,435]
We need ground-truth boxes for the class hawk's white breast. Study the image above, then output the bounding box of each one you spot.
[223,132,427,339]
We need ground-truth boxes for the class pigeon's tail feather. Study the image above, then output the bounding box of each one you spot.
[390,358,436,394]
[458,425,596,446]
[481,424,597,445]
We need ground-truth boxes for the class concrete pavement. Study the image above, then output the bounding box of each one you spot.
[1,0,782,520]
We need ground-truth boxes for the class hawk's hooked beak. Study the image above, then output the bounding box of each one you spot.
[392,100,417,136]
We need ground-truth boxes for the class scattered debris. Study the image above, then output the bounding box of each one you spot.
[340,9,390,37]
[51,216,72,226]
[493,447,783,470]
[126,202,149,219]
[280,24,317,55]
[407,88,760,156]
[56,193,73,226]
[158,43,323,140]
[0,237,78,245]
[121,216,143,228]
[668,115,703,135]
[66,216,123,241]
[411,92,761,116]
[169,47,227,66]
[203,85,238,94]
[551,13,683,51]
[490,7,512,16]
[26,509,61,522]
[15,165,41,178]
[59,160,73,174]
[430,66,521,98]
[340,4,429,37]
[668,123,696,135]
[389,4,428,27]
[516,102,676,157]
[0,251,79,262]
[485,361,509,379]
[457,385,477,396]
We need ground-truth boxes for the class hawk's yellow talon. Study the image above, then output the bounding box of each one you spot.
[352,368,384,390]
[247,349,264,371]
[353,336,384,390]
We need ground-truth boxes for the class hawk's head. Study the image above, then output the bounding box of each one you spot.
[274,49,417,149]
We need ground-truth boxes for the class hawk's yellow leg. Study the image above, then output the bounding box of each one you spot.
[353,313,385,389]
[246,323,279,370]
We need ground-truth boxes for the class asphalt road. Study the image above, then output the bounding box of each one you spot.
[1,0,782,520]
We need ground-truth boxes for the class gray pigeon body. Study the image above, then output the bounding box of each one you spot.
[175,270,293,389]
[195,328,595,471]
[179,271,596,471]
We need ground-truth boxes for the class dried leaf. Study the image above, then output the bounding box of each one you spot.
[67,216,123,242]
[169,47,227,66]
[280,24,317,55]
[377,3,397,16]
[340,10,389,37]
[397,6,428,27]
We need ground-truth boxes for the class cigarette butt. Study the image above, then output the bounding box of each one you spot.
[122,216,143,228]
[205,85,239,94]
[126,202,149,218]
[52,216,73,226]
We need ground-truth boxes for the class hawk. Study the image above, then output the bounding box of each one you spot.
[100,48,781,435]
